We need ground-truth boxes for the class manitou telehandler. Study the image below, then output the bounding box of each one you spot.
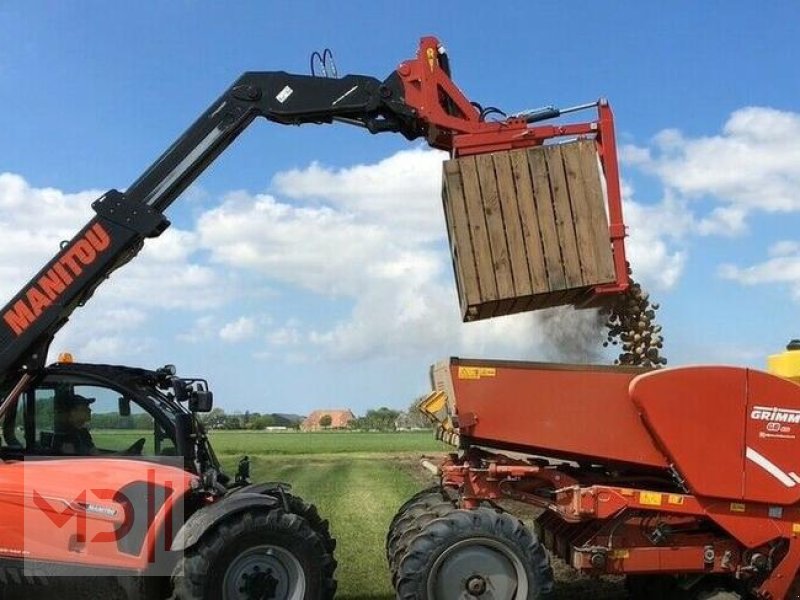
[0,37,631,599]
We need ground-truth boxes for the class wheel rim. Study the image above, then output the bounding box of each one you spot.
[426,537,529,600]
[223,544,306,600]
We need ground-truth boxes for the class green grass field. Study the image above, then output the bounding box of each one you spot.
[91,430,624,598]
[213,431,447,599]
[89,430,443,596]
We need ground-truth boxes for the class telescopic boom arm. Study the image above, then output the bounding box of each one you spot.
[0,36,627,385]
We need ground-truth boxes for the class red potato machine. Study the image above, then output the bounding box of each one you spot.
[394,357,800,599]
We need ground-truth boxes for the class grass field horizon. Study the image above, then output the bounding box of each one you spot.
[214,431,446,598]
[91,429,625,598]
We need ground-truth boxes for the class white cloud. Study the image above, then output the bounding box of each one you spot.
[272,147,448,241]
[618,106,800,293]
[622,107,800,237]
[618,182,689,291]
[199,152,600,363]
[719,242,800,301]
[219,316,257,343]
[177,316,216,343]
[0,172,99,299]
[0,173,236,362]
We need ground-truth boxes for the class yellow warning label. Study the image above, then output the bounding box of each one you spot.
[792,523,800,534]
[639,492,662,506]
[668,494,684,505]
[458,367,497,380]
[611,549,630,559]
[730,503,746,513]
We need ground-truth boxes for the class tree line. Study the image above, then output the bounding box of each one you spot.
[197,402,432,432]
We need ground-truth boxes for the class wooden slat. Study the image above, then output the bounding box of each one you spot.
[526,148,566,297]
[442,161,481,318]
[545,144,583,288]
[576,140,617,282]
[475,154,515,316]
[459,155,498,318]
[508,149,549,306]
[492,152,545,313]
[493,151,535,315]
[561,142,599,284]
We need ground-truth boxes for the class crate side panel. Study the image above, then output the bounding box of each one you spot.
[577,140,617,283]
[545,144,584,289]
[442,160,481,318]
[459,155,499,318]
[527,148,567,294]
[475,153,515,316]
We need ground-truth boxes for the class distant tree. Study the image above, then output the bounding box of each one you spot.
[319,414,333,429]
[199,407,227,429]
[356,407,400,432]
[249,414,276,430]
[395,399,432,430]
[222,415,242,430]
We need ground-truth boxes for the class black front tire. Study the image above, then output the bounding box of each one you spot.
[281,492,336,555]
[170,509,336,600]
[395,507,554,600]
[386,486,454,561]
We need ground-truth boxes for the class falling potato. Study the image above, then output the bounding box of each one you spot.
[604,271,666,369]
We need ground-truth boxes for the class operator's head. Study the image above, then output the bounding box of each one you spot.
[66,394,95,428]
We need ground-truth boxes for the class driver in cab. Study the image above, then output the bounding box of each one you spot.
[56,393,99,455]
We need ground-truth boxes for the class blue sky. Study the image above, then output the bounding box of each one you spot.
[1,2,799,416]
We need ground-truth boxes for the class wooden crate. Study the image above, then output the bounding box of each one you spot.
[442,140,616,321]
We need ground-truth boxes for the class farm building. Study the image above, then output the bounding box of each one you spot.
[301,409,355,431]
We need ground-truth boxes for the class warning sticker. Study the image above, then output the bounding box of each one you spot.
[667,494,684,506]
[730,503,746,513]
[458,367,497,380]
[639,492,662,506]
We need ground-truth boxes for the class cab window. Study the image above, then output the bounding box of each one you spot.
[1,378,177,457]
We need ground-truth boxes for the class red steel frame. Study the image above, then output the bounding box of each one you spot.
[397,36,630,299]
[438,453,800,599]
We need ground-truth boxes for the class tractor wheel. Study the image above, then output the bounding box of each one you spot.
[281,492,336,555]
[170,509,336,600]
[386,486,454,560]
[231,485,336,557]
[395,507,554,599]
[386,487,450,553]
[387,499,456,563]
[388,502,459,582]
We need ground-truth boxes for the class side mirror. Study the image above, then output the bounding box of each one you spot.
[171,377,189,402]
[118,397,131,417]
[190,391,213,413]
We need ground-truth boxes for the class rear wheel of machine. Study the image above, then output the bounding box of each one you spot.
[395,507,554,599]
[170,509,336,600]
[387,499,456,564]
[386,486,452,558]
[389,502,459,583]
